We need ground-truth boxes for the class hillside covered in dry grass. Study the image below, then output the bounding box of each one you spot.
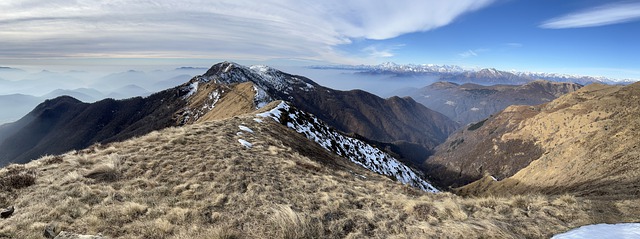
[455,82,640,198]
[1,103,639,238]
[426,82,640,199]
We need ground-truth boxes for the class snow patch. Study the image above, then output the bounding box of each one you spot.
[238,139,252,148]
[256,101,287,121]
[253,118,263,123]
[184,81,199,98]
[445,100,456,106]
[551,223,640,239]
[248,65,294,94]
[203,90,220,110]
[253,85,272,109]
[471,107,480,111]
[238,125,254,133]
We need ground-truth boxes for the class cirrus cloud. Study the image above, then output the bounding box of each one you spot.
[540,2,640,29]
[0,0,495,64]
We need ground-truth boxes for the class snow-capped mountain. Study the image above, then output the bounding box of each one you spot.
[309,62,465,74]
[310,63,636,85]
[179,62,458,150]
[183,62,317,113]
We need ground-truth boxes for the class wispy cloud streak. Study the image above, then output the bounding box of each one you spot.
[459,49,488,58]
[541,2,640,29]
[0,0,495,63]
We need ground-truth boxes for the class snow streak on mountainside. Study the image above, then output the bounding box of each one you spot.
[257,101,439,192]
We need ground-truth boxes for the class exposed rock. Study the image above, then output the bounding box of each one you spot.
[53,231,105,239]
[43,223,59,238]
[0,205,13,218]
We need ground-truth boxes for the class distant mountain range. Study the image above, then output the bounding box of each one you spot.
[396,80,583,125]
[0,66,203,96]
[0,67,208,124]
[310,62,637,85]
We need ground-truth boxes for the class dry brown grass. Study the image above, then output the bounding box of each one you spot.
[0,111,638,238]
[430,82,640,199]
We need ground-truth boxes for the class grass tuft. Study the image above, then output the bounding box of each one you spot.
[84,154,122,182]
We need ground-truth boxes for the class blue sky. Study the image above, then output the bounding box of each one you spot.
[1,0,639,79]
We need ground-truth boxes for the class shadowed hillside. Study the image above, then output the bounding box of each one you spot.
[0,89,187,166]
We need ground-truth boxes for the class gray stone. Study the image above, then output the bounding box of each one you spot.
[0,206,14,218]
[53,231,105,239]
[43,223,58,238]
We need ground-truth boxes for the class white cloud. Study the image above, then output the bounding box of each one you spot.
[362,44,405,58]
[540,2,640,29]
[459,48,489,58]
[0,0,495,64]
[459,50,478,58]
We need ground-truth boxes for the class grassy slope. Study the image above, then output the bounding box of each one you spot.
[427,82,640,195]
[1,110,639,238]
[455,83,640,199]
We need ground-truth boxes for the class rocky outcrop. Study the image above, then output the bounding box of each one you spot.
[54,231,105,239]
[0,205,13,218]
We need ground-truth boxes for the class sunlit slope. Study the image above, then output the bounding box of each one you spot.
[427,82,640,197]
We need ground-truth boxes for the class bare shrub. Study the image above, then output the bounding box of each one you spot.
[0,164,37,191]
[412,203,435,221]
